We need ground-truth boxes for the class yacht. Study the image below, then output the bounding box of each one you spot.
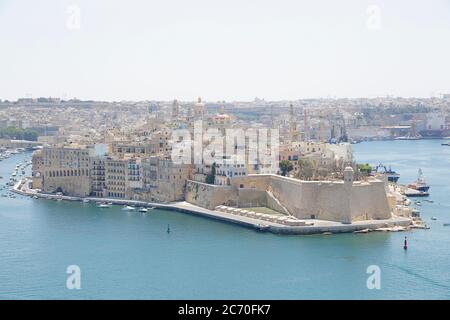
[122,205,136,211]
[138,207,149,213]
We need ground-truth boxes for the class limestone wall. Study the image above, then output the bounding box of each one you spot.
[231,174,391,222]
[349,181,391,221]
[185,180,238,209]
[236,188,267,208]
[43,176,91,197]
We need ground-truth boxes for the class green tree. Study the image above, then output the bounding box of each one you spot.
[279,160,293,176]
[0,127,38,141]
[358,163,372,176]
[205,163,216,184]
[296,158,315,180]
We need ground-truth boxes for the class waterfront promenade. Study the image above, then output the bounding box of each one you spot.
[13,178,412,235]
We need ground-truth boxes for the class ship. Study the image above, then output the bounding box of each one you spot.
[408,169,430,193]
[418,129,450,138]
[374,164,400,183]
[419,113,450,138]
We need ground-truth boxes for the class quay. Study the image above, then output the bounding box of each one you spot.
[12,178,413,235]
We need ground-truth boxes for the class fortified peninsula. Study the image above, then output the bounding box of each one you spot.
[10,98,421,234]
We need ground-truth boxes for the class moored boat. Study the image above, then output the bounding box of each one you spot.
[374,163,400,183]
[408,169,430,193]
[97,203,111,208]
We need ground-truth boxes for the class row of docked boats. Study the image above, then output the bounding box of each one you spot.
[5,159,32,187]
[95,202,155,213]
[0,148,26,161]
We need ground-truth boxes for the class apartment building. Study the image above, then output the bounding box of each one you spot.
[39,145,93,196]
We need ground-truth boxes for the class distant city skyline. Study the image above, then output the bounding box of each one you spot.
[1,0,449,101]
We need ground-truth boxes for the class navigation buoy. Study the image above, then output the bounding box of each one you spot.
[403,236,408,250]
[167,224,171,234]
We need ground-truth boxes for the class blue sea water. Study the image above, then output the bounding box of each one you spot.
[0,140,449,299]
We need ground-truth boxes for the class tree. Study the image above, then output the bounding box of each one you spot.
[0,127,38,141]
[205,163,216,184]
[296,158,315,180]
[279,160,293,176]
[358,163,372,176]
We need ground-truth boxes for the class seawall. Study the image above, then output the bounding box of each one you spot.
[12,178,412,235]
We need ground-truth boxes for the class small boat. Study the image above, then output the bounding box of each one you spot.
[138,208,148,213]
[82,199,90,203]
[431,217,437,221]
[408,169,430,193]
[122,205,136,211]
[97,203,111,208]
[33,196,38,199]
[443,223,450,227]
[257,224,270,231]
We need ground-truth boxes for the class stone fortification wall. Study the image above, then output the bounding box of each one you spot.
[185,180,238,210]
[230,174,391,222]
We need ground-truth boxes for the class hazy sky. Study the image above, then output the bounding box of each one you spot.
[0,0,449,101]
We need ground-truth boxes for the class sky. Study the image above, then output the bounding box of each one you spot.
[0,0,449,101]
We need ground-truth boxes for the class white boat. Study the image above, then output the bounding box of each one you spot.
[82,199,90,203]
[122,205,136,211]
[138,208,148,213]
[97,203,111,208]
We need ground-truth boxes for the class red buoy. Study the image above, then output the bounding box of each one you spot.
[403,236,408,250]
